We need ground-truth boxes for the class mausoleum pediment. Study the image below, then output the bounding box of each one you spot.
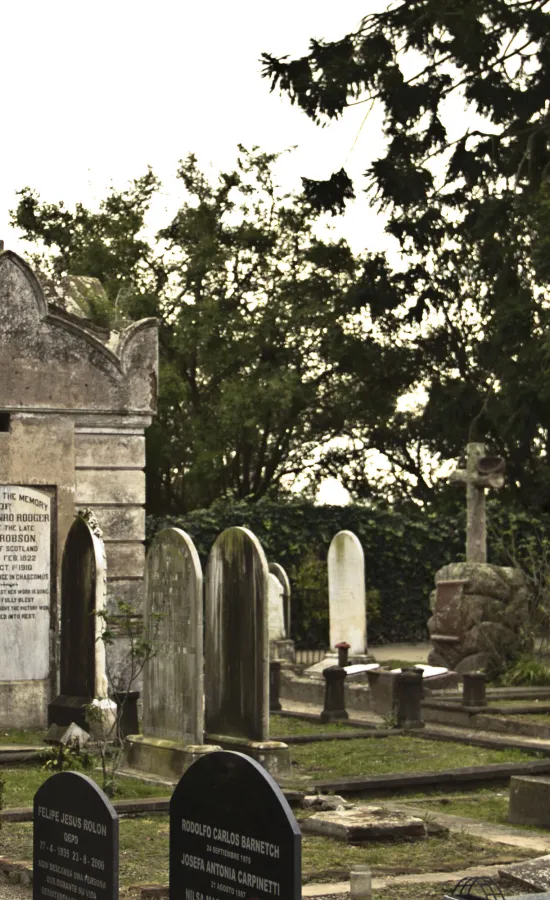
[0,250,158,414]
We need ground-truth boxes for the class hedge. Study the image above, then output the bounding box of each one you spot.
[146,499,550,646]
[146,500,471,646]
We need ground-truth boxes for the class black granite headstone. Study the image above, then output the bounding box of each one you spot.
[169,750,301,900]
[33,771,118,900]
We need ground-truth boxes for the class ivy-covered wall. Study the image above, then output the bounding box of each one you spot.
[147,501,469,646]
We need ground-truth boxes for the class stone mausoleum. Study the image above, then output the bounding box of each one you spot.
[0,249,158,727]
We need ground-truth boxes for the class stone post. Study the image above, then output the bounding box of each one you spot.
[269,660,282,712]
[396,669,424,729]
[336,642,350,668]
[462,672,487,708]
[320,665,348,723]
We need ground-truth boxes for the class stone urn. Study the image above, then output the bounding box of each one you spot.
[427,562,532,673]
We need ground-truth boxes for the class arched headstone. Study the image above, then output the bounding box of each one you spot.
[169,750,301,900]
[328,530,367,657]
[125,528,220,777]
[48,512,107,728]
[143,528,204,743]
[34,771,118,900]
[205,527,269,742]
[268,573,286,641]
[269,561,291,636]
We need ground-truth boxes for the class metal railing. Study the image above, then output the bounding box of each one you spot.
[295,648,327,667]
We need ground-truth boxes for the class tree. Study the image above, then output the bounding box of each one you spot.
[12,148,404,513]
[262,1,550,512]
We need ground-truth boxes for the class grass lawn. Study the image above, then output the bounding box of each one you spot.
[0,817,534,886]
[290,735,534,781]
[270,715,369,737]
[1,767,169,809]
[1,728,46,746]
[390,788,527,827]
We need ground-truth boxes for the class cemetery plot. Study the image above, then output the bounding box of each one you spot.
[33,771,118,900]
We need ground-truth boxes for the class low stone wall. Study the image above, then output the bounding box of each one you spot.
[280,670,375,712]
[422,700,550,739]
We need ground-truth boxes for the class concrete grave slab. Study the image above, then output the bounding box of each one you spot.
[500,856,550,892]
[301,806,427,842]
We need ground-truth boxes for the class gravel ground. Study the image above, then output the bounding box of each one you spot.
[0,883,31,900]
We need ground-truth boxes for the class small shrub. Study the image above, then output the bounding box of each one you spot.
[500,655,550,686]
[41,744,94,773]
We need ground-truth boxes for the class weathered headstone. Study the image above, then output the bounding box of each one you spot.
[48,512,108,729]
[33,771,118,900]
[268,563,295,663]
[125,528,219,777]
[328,530,367,659]
[269,562,291,636]
[0,486,52,712]
[204,526,290,775]
[169,750,301,900]
[268,572,286,641]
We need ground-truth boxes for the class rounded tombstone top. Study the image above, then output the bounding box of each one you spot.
[147,527,202,580]
[269,561,291,597]
[328,529,365,564]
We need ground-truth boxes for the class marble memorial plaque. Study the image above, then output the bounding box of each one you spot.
[170,750,301,900]
[33,771,118,900]
[0,485,51,681]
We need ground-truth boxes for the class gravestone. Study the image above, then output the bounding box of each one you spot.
[48,512,108,729]
[0,249,158,729]
[204,526,290,776]
[125,528,219,778]
[0,486,52,719]
[268,563,295,663]
[328,530,368,660]
[33,771,118,900]
[269,562,291,636]
[268,573,286,641]
[169,750,301,900]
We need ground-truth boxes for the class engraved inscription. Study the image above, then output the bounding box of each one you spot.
[0,485,51,680]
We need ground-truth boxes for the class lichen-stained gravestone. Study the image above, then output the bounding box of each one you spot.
[0,485,52,683]
[267,573,286,642]
[143,528,204,743]
[205,527,270,742]
[328,530,367,657]
[33,771,118,900]
[268,562,291,637]
[48,513,108,729]
[169,750,301,900]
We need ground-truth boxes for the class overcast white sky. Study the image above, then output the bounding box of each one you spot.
[1,1,480,504]
[1,1,392,261]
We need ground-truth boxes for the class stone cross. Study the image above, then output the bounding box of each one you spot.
[449,442,505,563]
